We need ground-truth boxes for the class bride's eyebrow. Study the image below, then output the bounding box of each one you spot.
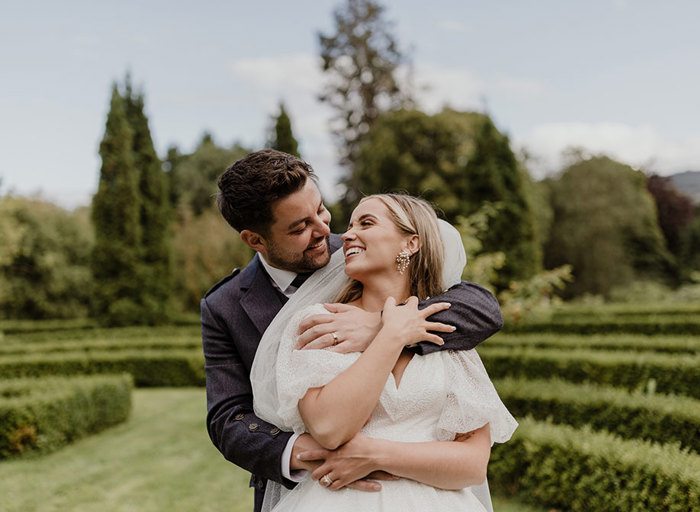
[347,213,378,228]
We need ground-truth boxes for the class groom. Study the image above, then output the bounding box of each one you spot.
[201,149,503,512]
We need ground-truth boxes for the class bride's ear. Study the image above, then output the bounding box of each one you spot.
[405,234,420,256]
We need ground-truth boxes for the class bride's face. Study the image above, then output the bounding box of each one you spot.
[341,198,414,281]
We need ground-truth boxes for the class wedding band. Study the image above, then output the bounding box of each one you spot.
[331,332,339,345]
[321,474,333,487]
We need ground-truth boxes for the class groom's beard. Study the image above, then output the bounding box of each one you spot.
[265,235,331,274]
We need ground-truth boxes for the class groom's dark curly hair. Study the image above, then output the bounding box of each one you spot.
[216,149,316,235]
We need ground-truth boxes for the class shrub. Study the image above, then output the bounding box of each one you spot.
[0,350,205,387]
[2,324,201,344]
[494,377,700,452]
[480,347,700,398]
[489,417,700,512]
[0,375,132,459]
[0,336,200,356]
[489,333,700,354]
[503,315,700,335]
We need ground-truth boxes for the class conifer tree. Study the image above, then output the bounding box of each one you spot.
[463,118,540,287]
[270,102,300,157]
[91,84,142,325]
[123,78,172,323]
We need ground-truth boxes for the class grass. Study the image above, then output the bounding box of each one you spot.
[0,388,252,512]
[0,388,545,512]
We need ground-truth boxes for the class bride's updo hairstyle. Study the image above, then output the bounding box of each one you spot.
[336,193,445,304]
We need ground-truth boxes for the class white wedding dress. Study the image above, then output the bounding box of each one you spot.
[261,304,518,512]
[251,220,517,512]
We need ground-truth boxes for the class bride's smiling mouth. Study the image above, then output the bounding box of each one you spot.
[344,246,365,260]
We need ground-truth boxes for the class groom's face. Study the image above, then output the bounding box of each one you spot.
[259,178,332,273]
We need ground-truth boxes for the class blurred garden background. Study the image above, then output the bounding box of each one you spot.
[1,1,699,511]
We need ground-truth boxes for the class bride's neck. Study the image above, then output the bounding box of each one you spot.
[357,275,411,312]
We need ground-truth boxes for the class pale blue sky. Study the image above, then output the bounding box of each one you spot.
[2,0,699,208]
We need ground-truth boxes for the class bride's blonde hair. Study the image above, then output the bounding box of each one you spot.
[335,194,445,304]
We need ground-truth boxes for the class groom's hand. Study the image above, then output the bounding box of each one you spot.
[296,304,382,353]
[290,433,325,473]
[296,432,398,491]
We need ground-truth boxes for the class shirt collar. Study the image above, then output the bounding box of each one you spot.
[258,253,298,294]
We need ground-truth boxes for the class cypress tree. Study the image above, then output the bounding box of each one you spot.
[91,84,142,325]
[270,102,300,157]
[463,118,540,287]
[123,78,172,323]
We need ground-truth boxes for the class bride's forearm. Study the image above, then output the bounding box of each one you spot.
[371,425,491,490]
[298,328,403,450]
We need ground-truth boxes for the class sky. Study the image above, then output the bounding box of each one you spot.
[2,0,699,209]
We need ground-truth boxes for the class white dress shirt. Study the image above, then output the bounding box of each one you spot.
[258,253,307,482]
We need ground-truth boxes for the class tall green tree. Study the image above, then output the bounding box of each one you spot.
[349,108,540,285]
[123,78,172,323]
[269,102,300,157]
[544,155,674,297]
[91,84,142,325]
[319,0,409,212]
[463,117,541,286]
[168,134,249,216]
[0,196,94,319]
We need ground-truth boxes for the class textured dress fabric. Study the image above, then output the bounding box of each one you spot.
[261,304,518,512]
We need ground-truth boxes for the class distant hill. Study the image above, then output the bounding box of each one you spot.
[670,171,700,204]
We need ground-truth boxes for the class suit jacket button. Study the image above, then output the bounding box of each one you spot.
[270,427,280,436]
[234,414,245,420]
[248,423,259,431]
[257,480,264,489]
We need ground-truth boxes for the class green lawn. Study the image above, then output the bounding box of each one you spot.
[0,388,545,512]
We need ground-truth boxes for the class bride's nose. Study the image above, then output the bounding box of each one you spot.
[341,229,356,242]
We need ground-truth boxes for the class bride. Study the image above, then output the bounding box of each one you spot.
[251,194,517,512]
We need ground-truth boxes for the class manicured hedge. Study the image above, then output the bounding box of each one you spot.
[0,350,205,387]
[551,302,700,318]
[489,417,700,512]
[0,336,200,356]
[504,316,700,335]
[494,377,700,452]
[489,333,700,354]
[479,347,700,398]
[0,318,97,335]
[2,325,201,344]
[0,375,132,459]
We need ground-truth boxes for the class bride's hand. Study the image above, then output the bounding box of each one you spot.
[380,296,455,347]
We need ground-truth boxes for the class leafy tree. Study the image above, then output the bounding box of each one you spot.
[123,78,173,323]
[646,174,696,280]
[544,155,674,297]
[462,118,541,286]
[455,204,571,325]
[269,102,300,157]
[172,207,253,310]
[349,108,540,285]
[169,134,249,216]
[0,196,94,319]
[319,0,409,210]
[91,84,142,325]
[347,108,483,225]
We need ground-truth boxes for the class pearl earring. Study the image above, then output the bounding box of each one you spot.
[396,249,411,275]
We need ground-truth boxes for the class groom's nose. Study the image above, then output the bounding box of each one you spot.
[311,214,331,238]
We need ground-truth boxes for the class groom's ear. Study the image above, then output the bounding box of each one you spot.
[240,230,266,253]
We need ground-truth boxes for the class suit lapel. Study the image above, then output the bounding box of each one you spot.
[240,235,342,336]
[239,256,286,336]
